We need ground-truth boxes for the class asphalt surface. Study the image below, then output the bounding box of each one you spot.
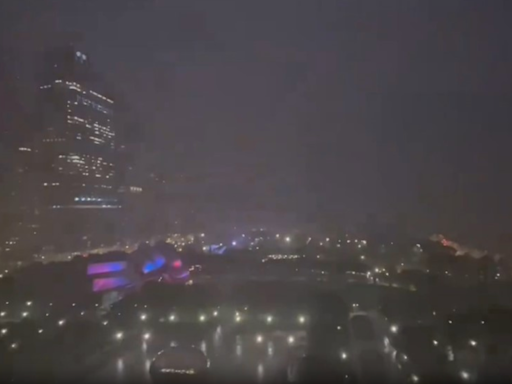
[83,325,299,383]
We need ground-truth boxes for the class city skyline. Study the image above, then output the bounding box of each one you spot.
[1,1,512,252]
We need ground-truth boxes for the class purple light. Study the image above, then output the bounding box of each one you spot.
[87,262,127,275]
[93,277,130,292]
[173,271,190,279]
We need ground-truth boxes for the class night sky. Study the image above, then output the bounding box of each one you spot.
[1,1,512,249]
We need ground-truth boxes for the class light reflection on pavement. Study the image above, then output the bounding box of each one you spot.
[84,326,295,383]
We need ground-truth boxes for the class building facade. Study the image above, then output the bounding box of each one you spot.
[35,45,121,253]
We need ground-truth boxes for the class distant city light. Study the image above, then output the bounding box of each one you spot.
[26,301,32,306]
[115,332,124,340]
[266,315,273,324]
[58,319,65,326]
[1,329,7,335]
[460,371,470,380]
[213,311,218,317]
[288,336,295,344]
[469,340,477,347]
[390,325,398,333]
[232,241,237,246]
[21,312,29,318]
[256,335,263,343]
[285,237,291,243]
[140,313,147,321]
[143,333,151,340]
[298,315,306,324]
[199,315,206,322]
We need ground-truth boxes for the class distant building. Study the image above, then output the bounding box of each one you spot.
[37,45,118,209]
[33,45,121,253]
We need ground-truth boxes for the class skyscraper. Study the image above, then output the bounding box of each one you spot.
[35,45,121,254]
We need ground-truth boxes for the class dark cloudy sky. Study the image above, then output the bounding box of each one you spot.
[2,0,512,248]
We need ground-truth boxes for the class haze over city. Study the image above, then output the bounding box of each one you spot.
[1,1,512,383]
[2,0,512,251]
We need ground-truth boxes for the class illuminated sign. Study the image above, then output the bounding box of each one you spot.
[87,261,127,275]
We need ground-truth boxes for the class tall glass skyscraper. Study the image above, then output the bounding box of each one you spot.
[35,45,121,254]
[38,45,118,209]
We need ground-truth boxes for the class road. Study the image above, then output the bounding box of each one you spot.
[83,325,296,383]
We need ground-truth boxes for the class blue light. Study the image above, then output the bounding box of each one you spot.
[142,255,166,274]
